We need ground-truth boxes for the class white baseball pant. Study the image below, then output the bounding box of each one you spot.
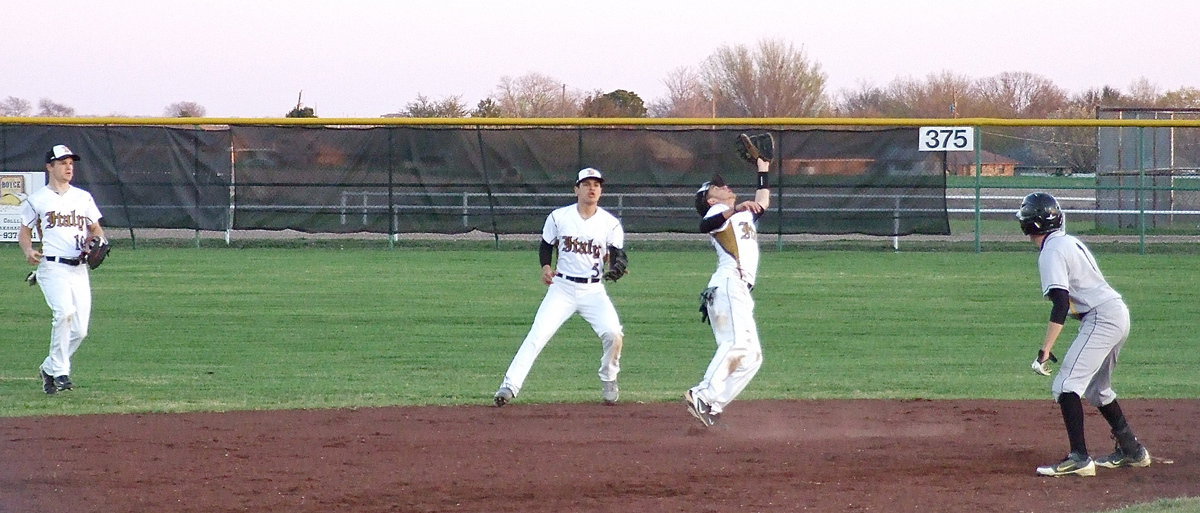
[36,261,93,377]
[691,275,762,414]
[500,276,623,396]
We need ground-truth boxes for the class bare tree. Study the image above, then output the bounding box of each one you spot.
[836,82,905,117]
[975,71,1067,117]
[385,94,468,117]
[884,72,977,117]
[648,67,712,117]
[700,38,828,117]
[1030,102,1098,174]
[1158,87,1200,108]
[493,72,580,117]
[0,96,32,116]
[164,101,207,117]
[37,99,75,117]
[1125,77,1162,107]
[833,72,970,117]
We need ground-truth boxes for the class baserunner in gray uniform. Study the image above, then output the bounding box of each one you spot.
[1017,192,1151,477]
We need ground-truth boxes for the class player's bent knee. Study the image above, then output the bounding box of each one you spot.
[1088,391,1116,407]
[601,331,623,347]
[599,328,621,341]
[1056,391,1081,404]
[745,351,763,371]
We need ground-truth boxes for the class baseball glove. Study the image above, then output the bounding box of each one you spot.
[736,133,775,163]
[83,236,111,270]
[698,286,717,323]
[603,246,628,282]
[25,270,37,287]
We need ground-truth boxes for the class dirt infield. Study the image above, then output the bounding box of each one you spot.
[2,399,1196,513]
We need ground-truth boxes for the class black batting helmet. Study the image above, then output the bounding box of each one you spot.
[1016,192,1063,235]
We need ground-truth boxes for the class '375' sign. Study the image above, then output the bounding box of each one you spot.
[918,127,974,152]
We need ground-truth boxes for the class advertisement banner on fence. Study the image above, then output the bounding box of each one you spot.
[0,172,46,243]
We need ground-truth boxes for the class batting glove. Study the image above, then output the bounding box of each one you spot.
[1031,350,1057,376]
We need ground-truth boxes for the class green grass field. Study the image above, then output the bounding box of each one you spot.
[1102,499,1200,513]
[4,242,1197,513]
[3,242,1198,417]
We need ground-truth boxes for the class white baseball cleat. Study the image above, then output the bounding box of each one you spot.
[602,380,619,405]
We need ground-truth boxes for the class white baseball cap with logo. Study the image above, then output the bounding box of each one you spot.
[45,144,81,163]
[576,167,604,184]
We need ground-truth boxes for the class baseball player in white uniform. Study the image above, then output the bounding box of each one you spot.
[1018,192,1150,477]
[684,155,771,427]
[494,168,627,407]
[19,144,107,395]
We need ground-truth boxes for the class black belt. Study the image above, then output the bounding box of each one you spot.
[556,273,600,284]
[45,256,83,266]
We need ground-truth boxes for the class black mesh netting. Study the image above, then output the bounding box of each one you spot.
[0,125,948,236]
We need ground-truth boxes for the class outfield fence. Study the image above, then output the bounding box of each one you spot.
[2,115,1199,252]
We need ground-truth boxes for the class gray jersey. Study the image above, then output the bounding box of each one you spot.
[1038,230,1121,314]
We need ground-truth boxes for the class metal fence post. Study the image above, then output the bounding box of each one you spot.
[1138,126,1146,254]
[973,126,983,253]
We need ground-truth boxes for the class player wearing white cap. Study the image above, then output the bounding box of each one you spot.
[494,168,628,407]
[19,144,107,395]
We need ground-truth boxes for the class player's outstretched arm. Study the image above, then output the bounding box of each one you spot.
[754,159,770,210]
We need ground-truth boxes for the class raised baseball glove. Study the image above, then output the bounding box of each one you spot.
[83,236,110,270]
[736,133,774,163]
[603,246,628,282]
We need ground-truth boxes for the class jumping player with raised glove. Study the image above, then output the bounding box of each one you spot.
[19,145,108,395]
[684,133,773,427]
[1017,192,1151,477]
[494,168,627,407]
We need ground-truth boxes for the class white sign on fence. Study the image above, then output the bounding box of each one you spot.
[918,127,974,152]
[1,172,46,243]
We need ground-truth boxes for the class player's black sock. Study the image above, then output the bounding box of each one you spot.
[1058,392,1088,457]
[1098,400,1141,453]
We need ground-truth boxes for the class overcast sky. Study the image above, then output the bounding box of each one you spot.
[3,0,1196,118]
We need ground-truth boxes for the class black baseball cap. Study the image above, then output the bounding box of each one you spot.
[45,144,80,163]
[694,174,726,216]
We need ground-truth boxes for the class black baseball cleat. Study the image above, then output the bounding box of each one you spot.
[40,369,57,395]
[684,389,720,427]
[54,375,74,391]
[1095,443,1151,469]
